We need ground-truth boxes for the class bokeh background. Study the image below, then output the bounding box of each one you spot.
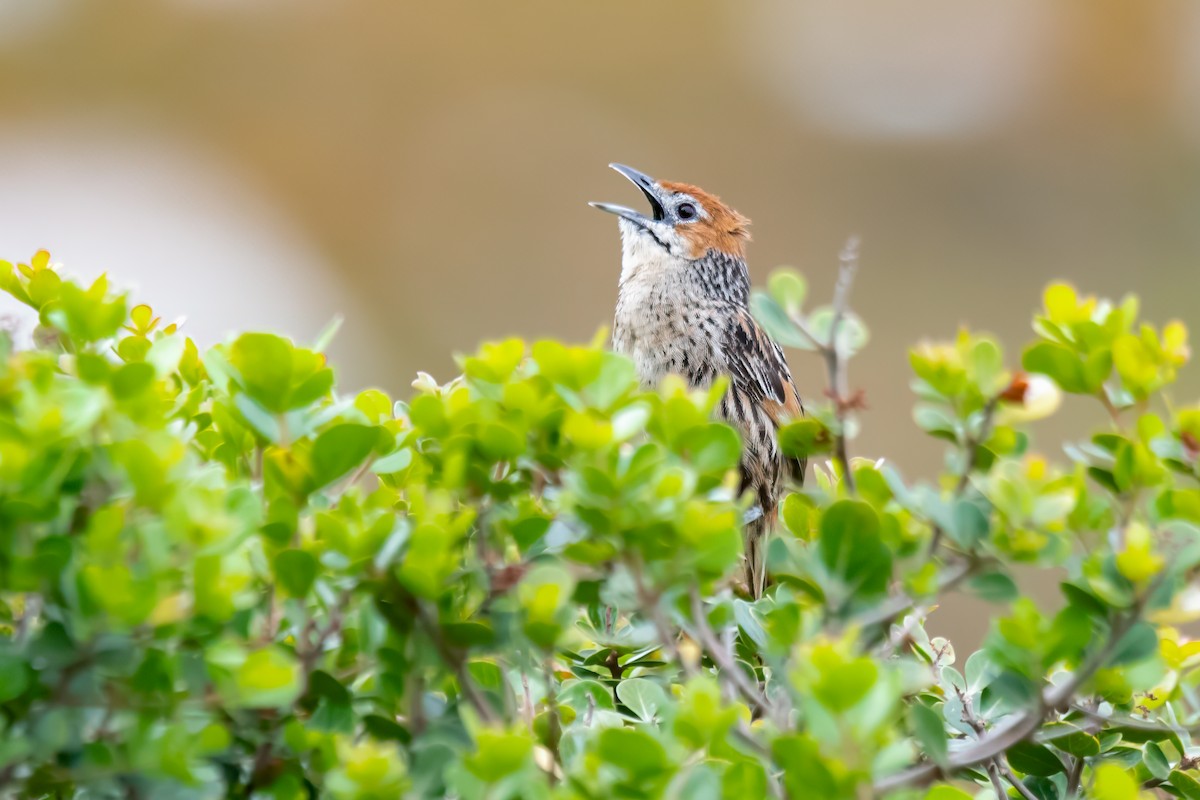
[3,0,1200,636]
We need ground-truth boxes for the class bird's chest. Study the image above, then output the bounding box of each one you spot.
[613,277,714,388]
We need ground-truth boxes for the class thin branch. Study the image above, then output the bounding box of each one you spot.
[730,722,786,800]
[299,588,351,690]
[954,396,1000,496]
[631,578,781,798]
[1066,755,1084,798]
[984,761,1010,800]
[928,394,999,556]
[824,237,860,495]
[686,586,770,718]
[1099,390,1124,429]
[407,671,427,737]
[857,556,975,633]
[785,237,861,495]
[1069,703,1200,736]
[542,660,562,782]
[414,602,500,725]
[330,457,376,506]
[956,683,1036,800]
[628,557,695,678]
[521,671,535,732]
[1000,760,1040,800]
[14,594,40,645]
[875,594,1152,793]
[260,583,279,644]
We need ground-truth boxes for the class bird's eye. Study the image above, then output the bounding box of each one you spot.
[677,203,697,220]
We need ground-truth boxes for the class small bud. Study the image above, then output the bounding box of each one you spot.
[998,372,1030,404]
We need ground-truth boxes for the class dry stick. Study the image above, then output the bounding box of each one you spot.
[298,590,350,691]
[960,686,1013,800]
[631,573,781,798]
[875,600,1149,793]
[982,762,1010,800]
[927,394,1000,556]
[542,660,562,783]
[1069,703,1200,736]
[957,685,1039,800]
[628,557,696,679]
[13,594,40,645]
[825,237,860,495]
[1066,755,1085,798]
[788,237,860,495]
[521,672,535,732]
[414,603,501,726]
[1001,761,1041,800]
[686,586,771,718]
[330,457,377,508]
[857,556,975,633]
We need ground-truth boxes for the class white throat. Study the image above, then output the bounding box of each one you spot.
[618,219,686,285]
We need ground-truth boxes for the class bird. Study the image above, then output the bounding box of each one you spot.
[590,163,805,598]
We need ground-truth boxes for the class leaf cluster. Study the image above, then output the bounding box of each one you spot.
[1,251,1199,799]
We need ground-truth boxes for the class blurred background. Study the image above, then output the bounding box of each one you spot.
[3,1,1200,635]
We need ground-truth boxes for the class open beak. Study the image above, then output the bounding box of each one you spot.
[589,163,667,227]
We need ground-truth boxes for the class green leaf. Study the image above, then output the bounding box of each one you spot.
[949,499,989,548]
[370,447,413,475]
[234,393,281,443]
[1108,622,1158,666]
[781,492,817,540]
[768,268,808,313]
[773,735,839,797]
[723,762,768,798]
[110,362,156,399]
[464,731,533,782]
[968,337,1006,394]
[1171,770,1200,800]
[312,314,344,353]
[56,276,127,342]
[311,424,378,488]
[913,404,958,437]
[146,334,185,376]
[966,571,1019,603]
[817,500,892,598]
[274,549,318,598]
[1113,334,1158,395]
[778,418,833,458]
[518,564,575,648]
[616,678,668,722]
[1007,741,1065,776]
[227,647,302,709]
[681,423,742,474]
[810,645,878,713]
[1093,763,1139,799]
[559,679,615,713]
[596,727,669,778]
[1042,723,1100,757]
[1022,341,1090,393]
[0,654,30,702]
[924,788,973,800]
[910,703,948,768]
[733,599,769,650]
[749,291,813,350]
[230,332,294,412]
[807,306,870,355]
[479,421,525,460]
[1143,741,1170,781]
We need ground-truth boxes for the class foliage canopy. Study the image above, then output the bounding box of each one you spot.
[1,249,1199,799]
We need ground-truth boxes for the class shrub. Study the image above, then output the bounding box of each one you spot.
[0,248,1197,799]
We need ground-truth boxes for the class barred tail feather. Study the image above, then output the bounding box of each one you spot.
[744,514,769,600]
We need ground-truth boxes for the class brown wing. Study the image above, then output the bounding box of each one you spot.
[722,307,807,486]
